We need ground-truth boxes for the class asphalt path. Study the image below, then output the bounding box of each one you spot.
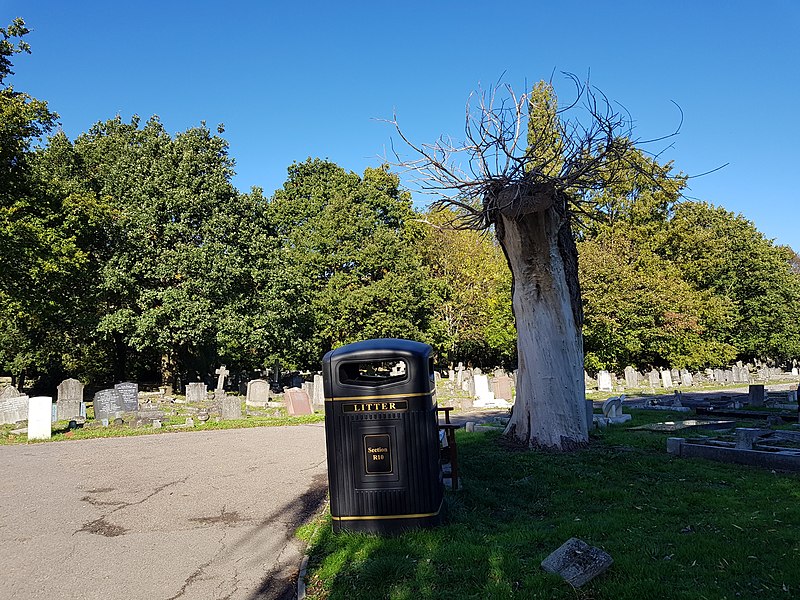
[0,424,328,600]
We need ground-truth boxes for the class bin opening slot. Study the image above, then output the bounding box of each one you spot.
[339,360,407,386]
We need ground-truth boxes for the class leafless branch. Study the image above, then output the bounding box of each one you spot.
[387,74,713,230]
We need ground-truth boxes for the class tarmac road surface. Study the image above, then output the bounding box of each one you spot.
[0,423,328,600]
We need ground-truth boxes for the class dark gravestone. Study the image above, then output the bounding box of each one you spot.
[94,389,125,421]
[114,382,139,412]
[749,384,765,408]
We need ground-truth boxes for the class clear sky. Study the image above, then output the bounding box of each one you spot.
[4,1,799,250]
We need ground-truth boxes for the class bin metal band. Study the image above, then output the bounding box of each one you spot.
[331,499,444,521]
[325,389,436,402]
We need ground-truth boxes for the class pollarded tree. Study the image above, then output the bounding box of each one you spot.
[393,79,683,450]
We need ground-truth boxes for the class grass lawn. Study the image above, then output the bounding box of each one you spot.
[300,410,800,600]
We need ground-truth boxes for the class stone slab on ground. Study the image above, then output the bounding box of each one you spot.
[541,537,613,588]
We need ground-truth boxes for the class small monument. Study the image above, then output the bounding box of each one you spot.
[28,396,53,440]
[285,388,313,415]
[93,389,126,421]
[114,382,139,412]
[185,382,207,404]
[214,365,229,400]
[0,386,29,425]
[57,378,84,421]
[221,396,242,420]
[245,379,270,407]
[660,369,674,389]
[597,370,613,392]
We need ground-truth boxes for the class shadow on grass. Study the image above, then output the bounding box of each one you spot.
[304,413,800,600]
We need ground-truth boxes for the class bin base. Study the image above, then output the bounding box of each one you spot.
[332,507,444,534]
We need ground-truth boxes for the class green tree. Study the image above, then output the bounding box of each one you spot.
[421,208,515,366]
[71,115,253,386]
[269,159,439,367]
[0,18,95,390]
[660,202,800,363]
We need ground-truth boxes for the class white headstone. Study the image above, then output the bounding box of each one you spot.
[660,369,673,389]
[312,374,324,408]
[648,369,661,388]
[597,371,613,392]
[28,396,53,440]
[246,379,270,407]
[623,366,639,388]
[473,374,510,407]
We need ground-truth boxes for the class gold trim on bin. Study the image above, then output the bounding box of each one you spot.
[331,499,444,521]
[325,389,436,402]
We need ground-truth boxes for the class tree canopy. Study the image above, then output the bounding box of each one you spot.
[1,26,799,395]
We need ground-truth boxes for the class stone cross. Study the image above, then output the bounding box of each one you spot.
[215,365,229,392]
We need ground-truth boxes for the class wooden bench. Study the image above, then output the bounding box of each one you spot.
[437,407,461,491]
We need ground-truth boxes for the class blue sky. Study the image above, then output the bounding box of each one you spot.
[4,1,799,250]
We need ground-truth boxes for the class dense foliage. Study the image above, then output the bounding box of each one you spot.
[1,21,799,391]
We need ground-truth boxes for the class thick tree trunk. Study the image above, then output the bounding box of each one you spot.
[497,194,587,450]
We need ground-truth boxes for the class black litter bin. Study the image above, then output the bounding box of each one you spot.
[323,338,443,533]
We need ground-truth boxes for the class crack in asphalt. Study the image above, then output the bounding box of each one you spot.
[166,529,228,600]
[76,477,189,537]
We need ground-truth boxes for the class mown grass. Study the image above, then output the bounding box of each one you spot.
[302,410,800,600]
[0,412,325,445]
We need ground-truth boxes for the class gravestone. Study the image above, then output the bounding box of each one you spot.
[285,388,313,415]
[93,389,125,421]
[114,382,139,412]
[623,366,639,388]
[584,370,595,387]
[221,396,242,420]
[57,378,84,421]
[648,370,661,388]
[455,363,465,387]
[723,370,734,385]
[602,396,622,418]
[597,371,613,392]
[214,365,229,400]
[660,369,673,389]
[748,384,765,408]
[714,369,725,384]
[246,379,270,407]
[680,369,693,387]
[312,373,324,410]
[738,366,750,383]
[0,386,29,425]
[541,537,613,588]
[491,376,513,401]
[473,374,494,404]
[185,382,207,404]
[27,396,53,440]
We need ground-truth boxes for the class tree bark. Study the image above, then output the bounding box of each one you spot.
[497,192,587,450]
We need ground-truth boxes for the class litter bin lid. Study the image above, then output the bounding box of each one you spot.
[323,338,433,399]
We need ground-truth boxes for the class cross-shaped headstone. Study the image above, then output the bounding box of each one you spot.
[215,365,229,392]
